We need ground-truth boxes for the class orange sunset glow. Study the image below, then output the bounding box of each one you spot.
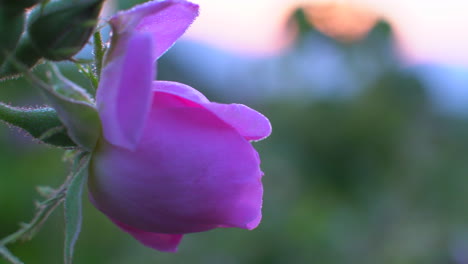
[303,2,378,42]
[185,0,468,65]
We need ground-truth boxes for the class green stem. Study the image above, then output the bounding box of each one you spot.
[93,30,104,82]
[0,246,23,264]
[0,191,66,245]
[75,63,98,94]
[0,188,65,264]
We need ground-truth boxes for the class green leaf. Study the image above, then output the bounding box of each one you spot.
[0,103,76,147]
[64,154,90,264]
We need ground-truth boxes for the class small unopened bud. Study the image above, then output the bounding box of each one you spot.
[0,0,42,11]
[28,0,104,61]
[0,8,25,66]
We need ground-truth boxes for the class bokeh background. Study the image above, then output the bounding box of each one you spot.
[1,0,468,263]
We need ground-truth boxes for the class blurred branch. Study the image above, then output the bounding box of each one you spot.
[0,151,87,264]
[0,246,22,264]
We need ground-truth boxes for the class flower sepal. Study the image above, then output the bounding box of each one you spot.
[10,59,102,151]
[38,65,101,151]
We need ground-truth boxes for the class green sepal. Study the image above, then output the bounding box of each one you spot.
[64,153,90,264]
[10,59,101,151]
[0,103,76,147]
[47,63,94,103]
[41,85,100,151]
[36,71,100,151]
[27,0,104,61]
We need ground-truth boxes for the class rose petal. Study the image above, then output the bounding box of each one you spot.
[153,81,272,141]
[89,192,183,252]
[112,219,183,253]
[154,80,209,104]
[205,103,272,141]
[108,0,199,63]
[89,106,263,234]
[97,33,154,149]
[246,212,262,230]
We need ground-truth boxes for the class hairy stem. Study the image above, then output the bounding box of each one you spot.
[0,190,66,246]
[93,30,104,82]
[0,246,23,264]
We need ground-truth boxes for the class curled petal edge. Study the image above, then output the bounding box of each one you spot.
[153,81,272,141]
[108,0,199,63]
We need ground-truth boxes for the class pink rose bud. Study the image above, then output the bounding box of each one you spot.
[89,0,271,252]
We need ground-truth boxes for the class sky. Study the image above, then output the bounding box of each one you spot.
[185,0,468,66]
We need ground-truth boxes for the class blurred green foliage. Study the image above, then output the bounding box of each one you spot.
[1,3,468,264]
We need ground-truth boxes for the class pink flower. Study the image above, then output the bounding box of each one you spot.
[88,0,271,252]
